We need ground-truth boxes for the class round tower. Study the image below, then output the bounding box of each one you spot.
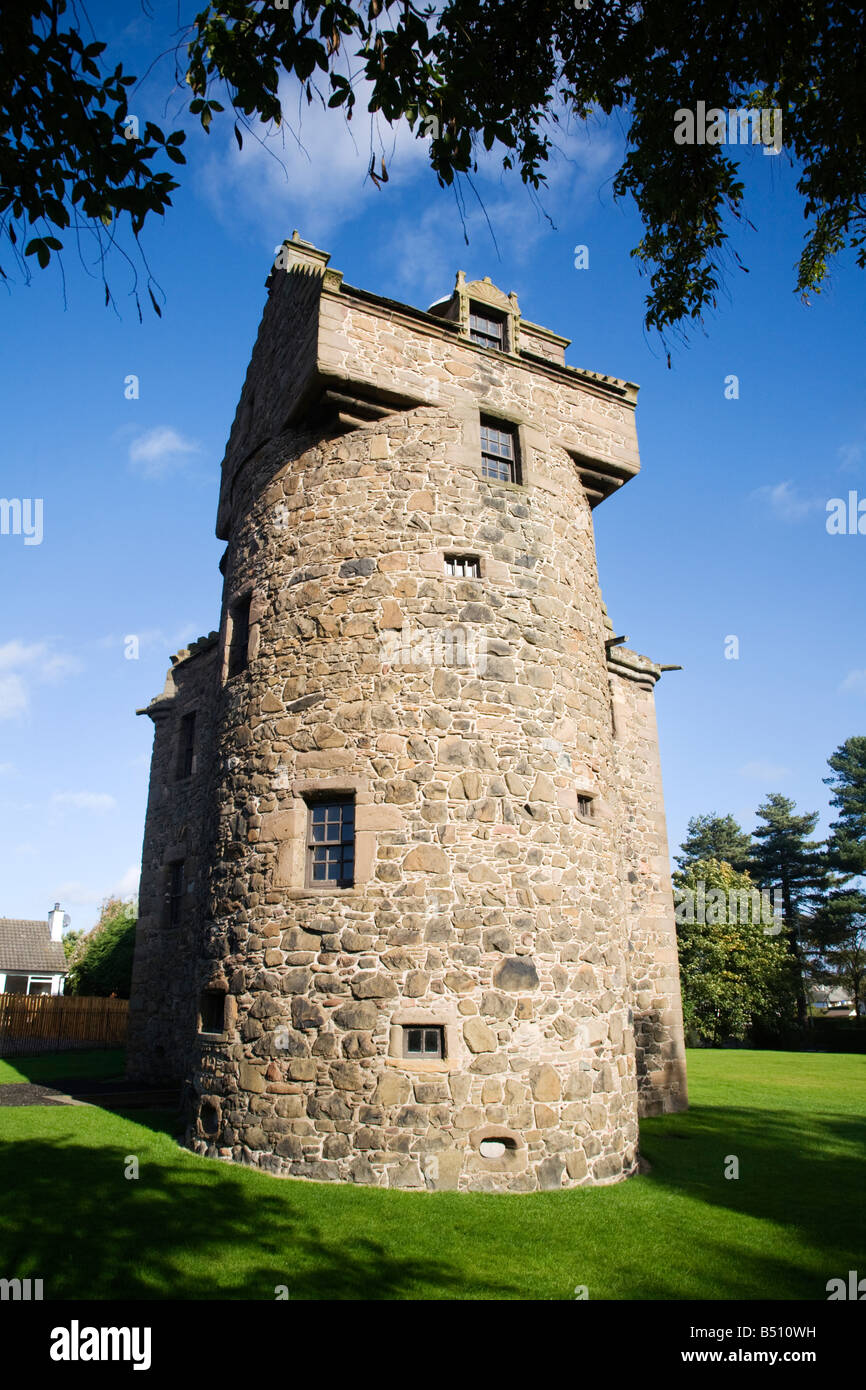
[127,237,689,1192]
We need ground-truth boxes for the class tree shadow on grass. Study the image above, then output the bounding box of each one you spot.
[0,1115,519,1301]
[640,1102,866,1267]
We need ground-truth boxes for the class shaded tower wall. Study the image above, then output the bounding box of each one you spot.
[608,651,688,1115]
[127,639,220,1083]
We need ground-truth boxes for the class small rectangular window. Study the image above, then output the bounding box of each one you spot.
[306,796,355,888]
[168,860,185,926]
[444,554,481,579]
[199,991,225,1035]
[577,795,594,819]
[480,420,518,483]
[228,594,251,678]
[403,1025,445,1059]
[469,306,505,351]
[177,711,196,780]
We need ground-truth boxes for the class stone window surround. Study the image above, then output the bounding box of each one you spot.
[197,981,236,1041]
[267,776,379,895]
[220,585,262,684]
[387,1009,462,1073]
[461,408,536,494]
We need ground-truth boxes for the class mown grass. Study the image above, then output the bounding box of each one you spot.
[0,1049,862,1300]
[0,1048,126,1086]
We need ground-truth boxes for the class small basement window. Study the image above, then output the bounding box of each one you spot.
[199,992,225,1035]
[577,795,595,818]
[403,1025,445,1059]
[444,554,481,579]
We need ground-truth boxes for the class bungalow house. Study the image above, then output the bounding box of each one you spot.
[809,984,858,1019]
[0,904,68,995]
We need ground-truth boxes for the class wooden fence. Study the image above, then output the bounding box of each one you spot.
[0,994,128,1056]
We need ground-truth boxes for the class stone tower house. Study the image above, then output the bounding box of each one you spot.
[127,235,687,1192]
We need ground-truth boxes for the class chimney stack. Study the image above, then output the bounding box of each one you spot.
[48,903,64,942]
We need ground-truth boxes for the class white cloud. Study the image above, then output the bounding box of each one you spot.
[738,761,791,781]
[194,76,622,271]
[195,77,431,244]
[129,427,200,479]
[55,880,101,908]
[0,675,28,720]
[840,669,866,695]
[0,641,81,720]
[114,864,141,897]
[838,441,864,472]
[753,481,824,523]
[52,792,118,812]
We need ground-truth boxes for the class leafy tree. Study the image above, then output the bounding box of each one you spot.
[824,736,866,879]
[675,812,752,873]
[811,745,866,1017]
[4,2,866,341]
[749,793,828,1027]
[61,928,85,962]
[1,1,185,315]
[673,858,795,1045]
[812,891,866,1017]
[65,897,137,998]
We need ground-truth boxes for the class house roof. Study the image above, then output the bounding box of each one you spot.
[0,918,68,974]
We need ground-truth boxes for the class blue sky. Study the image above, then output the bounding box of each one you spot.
[1,3,864,931]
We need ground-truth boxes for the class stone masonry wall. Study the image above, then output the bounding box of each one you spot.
[609,657,688,1115]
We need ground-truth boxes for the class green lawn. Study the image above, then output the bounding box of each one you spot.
[1,1049,863,1300]
[0,1048,126,1086]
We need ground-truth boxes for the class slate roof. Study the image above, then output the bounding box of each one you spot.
[0,918,68,973]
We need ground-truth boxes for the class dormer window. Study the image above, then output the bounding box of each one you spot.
[469,304,505,351]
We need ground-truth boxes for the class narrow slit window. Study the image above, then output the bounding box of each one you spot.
[480,421,518,483]
[177,711,196,780]
[444,554,481,579]
[227,594,251,678]
[168,860,185,926]
[577,795,594,819]
[306,796,355,888]
[469,306,505,350]
[403,1025,445,1059]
